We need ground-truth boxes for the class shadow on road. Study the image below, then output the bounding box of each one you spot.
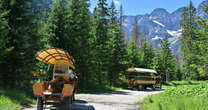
[72,99,95,110]
[94,90,132,95]
[143,88,165,92]
[39,100,95,110]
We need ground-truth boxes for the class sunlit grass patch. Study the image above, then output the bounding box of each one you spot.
[0,88,35,110]
[141,81,208,110]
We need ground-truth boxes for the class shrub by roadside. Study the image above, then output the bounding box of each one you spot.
[0,88,35,110]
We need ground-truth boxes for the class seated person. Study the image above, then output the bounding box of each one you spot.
[68,69,78,82]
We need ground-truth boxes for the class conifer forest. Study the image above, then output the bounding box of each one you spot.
[1,0,208,89]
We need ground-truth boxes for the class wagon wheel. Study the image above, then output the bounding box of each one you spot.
[152,84,156,90]
[72,89,76,101]
[64,96,72,110]
[159,82,162,89]
[37,97,44,110]
[137,85,144,91]
[143,86,147,90]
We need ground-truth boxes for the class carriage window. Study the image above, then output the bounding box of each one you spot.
[54,63,68,74]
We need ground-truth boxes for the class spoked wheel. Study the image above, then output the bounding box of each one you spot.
[72,92,75,101]
[64,96,72,110]
[152,84,156,90]
[159,83,162,90]
[137,85,144,91]
[143,86,147,90]
[37,97,44,110]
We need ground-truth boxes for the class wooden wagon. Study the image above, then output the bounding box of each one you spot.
[32,48,78,110]
[126,68,162,91]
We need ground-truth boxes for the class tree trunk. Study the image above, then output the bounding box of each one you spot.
[166,69,169,82]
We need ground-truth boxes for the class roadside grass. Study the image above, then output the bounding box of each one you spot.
[141,81,208,110]
[142,93,208,110]
[0,88,35,110]
[163,80,208,88]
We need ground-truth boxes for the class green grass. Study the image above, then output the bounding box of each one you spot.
[163,80,208,88]
[0,88,35,110]
[141,81,208,110]
[142,93,208,110]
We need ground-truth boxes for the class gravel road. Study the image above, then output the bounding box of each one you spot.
[22,89,163,110]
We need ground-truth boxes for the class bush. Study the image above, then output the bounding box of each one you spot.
[164,84,208,96]
[0,95,21,110]
[0,88,35,110]
[141,83,208,110]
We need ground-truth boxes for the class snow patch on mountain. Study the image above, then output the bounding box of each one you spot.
[167,29,182,37]
[122,1,206,54]
[153,20,165,27]
[152,36,162,40]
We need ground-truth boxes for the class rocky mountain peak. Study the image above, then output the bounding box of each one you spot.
[150,8,170,17]
[122,1,207,54]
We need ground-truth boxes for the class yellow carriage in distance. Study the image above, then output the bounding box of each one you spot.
[32,48,78,110]
[126,68,162,91]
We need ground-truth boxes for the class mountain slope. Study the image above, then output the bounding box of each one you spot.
[123,1,207,54]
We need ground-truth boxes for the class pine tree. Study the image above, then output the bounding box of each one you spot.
[152,50,163,76]
[43,0,68,49]
[66,0,91,86]
[180,1,198,80]
[119,5,124,36]
[0,0,41,87]
[91,0,109,85]
[132,17,141,49]
[126,40,140,67]
[107,1,126,85]
[160,36,177,81]
[0,1,9,69]
[140,40,154,68]
[0,1,9,54]
[194,0,208,79]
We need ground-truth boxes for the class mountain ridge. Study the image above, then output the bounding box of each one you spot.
[122,1,207,54]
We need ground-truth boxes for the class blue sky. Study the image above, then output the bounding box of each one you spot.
[90,0,205,15]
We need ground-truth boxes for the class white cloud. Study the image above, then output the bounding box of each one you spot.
[114,0,121,6]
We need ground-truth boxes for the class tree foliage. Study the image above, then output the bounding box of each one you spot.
[66,0,91,87]
[107,1,126,85]
[126,40,140,67]
[0,0,199,89]
[90,0,110,85]
[194,0,208,79]
[140,40,154,69]
[180,1,199,80]
[0,0,41,87]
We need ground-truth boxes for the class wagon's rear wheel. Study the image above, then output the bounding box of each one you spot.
[37,97,43,110]
[143,86,147,90]
[159,83,162,89]
[152,84,156,90]
[65,96,72,110]
[137,85,144,91]
[72,92,75,101]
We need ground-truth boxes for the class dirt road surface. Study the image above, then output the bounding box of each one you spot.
[22,89,163,110]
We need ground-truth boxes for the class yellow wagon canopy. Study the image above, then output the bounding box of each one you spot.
[35,48,75,69]
[126,68,157,74]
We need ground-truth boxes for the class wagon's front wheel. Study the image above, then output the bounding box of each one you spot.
[65,96,72,110]
[72,92,75,101]
[137,85,144,91]
[37,97,43,110]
